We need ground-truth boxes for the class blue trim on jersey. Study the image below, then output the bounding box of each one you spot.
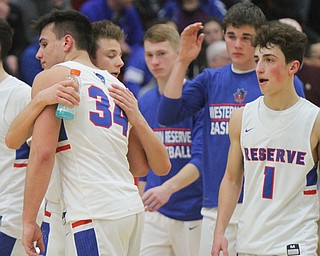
[139,84,203,221]
[15,142,29,160]
[74,228,99,256]
[58,121,68,142]
[0,232,16,255]
[40,222,50,256]
[158,65,305,208]
[306,164,318,186]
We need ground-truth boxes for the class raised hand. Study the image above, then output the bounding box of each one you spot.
[178,22,205,63]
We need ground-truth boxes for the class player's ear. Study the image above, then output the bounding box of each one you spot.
[289,60,300,74]
[63,34,73,51]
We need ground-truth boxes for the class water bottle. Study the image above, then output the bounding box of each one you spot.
[55,68,81,120]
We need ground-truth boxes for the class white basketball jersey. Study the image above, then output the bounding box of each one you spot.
[0,76,31,238]
[55,61,144,223]
[238,97,319,255]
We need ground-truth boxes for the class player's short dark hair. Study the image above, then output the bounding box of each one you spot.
[253,21,307,65]
[222,2,266,31]
[90,20,125,59]
[32,9,92,52]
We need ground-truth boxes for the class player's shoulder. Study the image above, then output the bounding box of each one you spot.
[34,66,69,85]
[302,97,320,109]
[5,75,30,89]
[2,76,30,100]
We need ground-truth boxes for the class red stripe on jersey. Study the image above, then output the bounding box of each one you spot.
[14,163,28,168]
[56,144,71,153]
[72,219,92,229]
[303,189,317,195]
[45,211,51,217]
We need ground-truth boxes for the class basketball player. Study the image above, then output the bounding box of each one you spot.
[157,3,305,255]
[137,23,203,256]
[0,18,43,256]
[90,20,124,78]
[21,9,170,256]
[5,19,125,149]
[212,21,320,256]
[39,19,128,256]
[6,19,130,256]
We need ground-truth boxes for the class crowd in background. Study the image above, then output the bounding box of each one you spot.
[1,0,320,106]
[1,1,320,255]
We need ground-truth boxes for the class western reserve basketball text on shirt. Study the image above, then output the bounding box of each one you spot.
[154,128,191,159]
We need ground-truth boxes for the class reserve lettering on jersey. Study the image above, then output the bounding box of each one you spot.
[154,128,192,159]
[244,147,307,165]
[209,104,244,135]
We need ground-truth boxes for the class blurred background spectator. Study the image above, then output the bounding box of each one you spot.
[5,0,320,93]
[1,0,28,77]
[80,0,144,58]
[297,40,320,107]
[10,0,71,43]
[206,40,230,68]
[15,0,71,85]
[158,0,225,33]
[187,16,224,77]
[19,39,42,86]
[252,0,320,42]
[279,16,320,107]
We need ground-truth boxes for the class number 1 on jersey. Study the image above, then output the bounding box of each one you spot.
[262,166,275,199]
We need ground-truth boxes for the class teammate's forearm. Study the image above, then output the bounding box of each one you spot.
[133,118,171,176]
[162,163,199,194]
[6,95,46,149]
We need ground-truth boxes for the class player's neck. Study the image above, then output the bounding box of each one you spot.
[157,78,167,94]
[263,89,300,111]
[66,50,97,69]
[232,59,256,73]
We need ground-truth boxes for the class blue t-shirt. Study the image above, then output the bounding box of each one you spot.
[139,84,203,221]
[158,64,305,208]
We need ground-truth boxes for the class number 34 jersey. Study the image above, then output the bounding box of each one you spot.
[238,96,319,255]
[56,61,144,223]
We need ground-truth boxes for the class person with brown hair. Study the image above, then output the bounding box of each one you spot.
[212,21,320,256]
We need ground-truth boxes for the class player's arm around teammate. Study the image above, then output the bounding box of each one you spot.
[109,84,171,176]
[22,66,74,255]
[5,79,79,149]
